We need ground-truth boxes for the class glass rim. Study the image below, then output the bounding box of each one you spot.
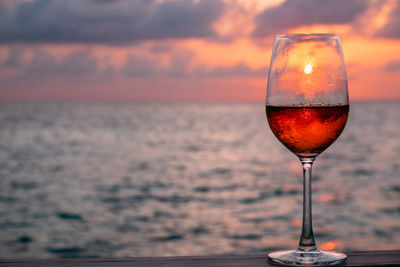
[276,33,339,39]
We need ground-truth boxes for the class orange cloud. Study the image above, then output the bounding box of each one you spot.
[1,0,400,101]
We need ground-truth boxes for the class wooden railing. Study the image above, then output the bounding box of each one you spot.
[1,250,400,266]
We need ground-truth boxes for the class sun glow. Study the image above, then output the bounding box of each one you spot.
[304,63,313,74]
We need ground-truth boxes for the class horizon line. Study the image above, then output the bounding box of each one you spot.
[0,98,399,104]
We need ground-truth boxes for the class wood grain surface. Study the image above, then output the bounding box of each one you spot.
[1,250,399,266]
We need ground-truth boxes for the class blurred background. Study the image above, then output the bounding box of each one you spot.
[0,0,399,258]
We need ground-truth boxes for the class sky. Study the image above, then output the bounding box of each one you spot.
[0,0,400,102]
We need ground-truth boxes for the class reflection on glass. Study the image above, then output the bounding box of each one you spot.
[265,34,349,266]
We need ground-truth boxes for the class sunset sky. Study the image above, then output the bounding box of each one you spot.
[0,0,399,101]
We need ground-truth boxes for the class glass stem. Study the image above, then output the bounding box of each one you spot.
[298,157,317,251]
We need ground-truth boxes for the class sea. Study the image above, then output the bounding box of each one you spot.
[0,101,399,258]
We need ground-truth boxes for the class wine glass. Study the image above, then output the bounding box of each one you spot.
[265,34,349,266]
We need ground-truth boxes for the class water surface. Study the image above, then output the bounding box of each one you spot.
[0,101,399,258]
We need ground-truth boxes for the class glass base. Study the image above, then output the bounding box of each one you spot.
[268,248,346,266]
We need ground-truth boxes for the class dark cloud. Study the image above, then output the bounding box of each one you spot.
[122,49,193,77]
[252,0,368,37]
[384,60,400,72]
[0,0,225,44]
[2,46,26,68]
[0,47,103,85]
[1,46,263,86]
[27,50,98,76]
[122,55,160,77]
[376,2,400,39]
[195,63,266,77]
[122,52,265,78]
